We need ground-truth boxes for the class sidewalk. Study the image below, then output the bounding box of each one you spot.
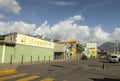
[0,63,19,70]
[0,60,69,70]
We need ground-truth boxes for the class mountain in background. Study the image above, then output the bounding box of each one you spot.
[98,42,120,52]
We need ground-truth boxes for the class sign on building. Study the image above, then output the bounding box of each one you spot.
[16,34,54,49]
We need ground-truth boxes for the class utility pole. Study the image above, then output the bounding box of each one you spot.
[117,32,120,54]
[117,41,119,54]
[116,40,119,54]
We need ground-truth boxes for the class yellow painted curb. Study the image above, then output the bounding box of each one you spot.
[0,68,16,74]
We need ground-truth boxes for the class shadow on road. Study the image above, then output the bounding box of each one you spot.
[91,77,120,81]
[82,70,120,79]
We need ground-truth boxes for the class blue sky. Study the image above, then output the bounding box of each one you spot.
[0,0,120,43]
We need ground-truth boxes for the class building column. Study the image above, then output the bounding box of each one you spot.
[1,44,5,63]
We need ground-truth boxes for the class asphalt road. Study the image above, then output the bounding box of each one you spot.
[15,59,120,81]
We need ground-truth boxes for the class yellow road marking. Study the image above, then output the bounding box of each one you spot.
[16,76,40,81]
[41,78,55,81]
[0,73,27,81]
[0,69,16,74]
[0,71,16,76]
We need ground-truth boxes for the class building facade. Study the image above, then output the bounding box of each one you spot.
[0,33,54,63]
[84,42,97,58]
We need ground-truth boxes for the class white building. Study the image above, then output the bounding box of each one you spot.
[84,42,97,58]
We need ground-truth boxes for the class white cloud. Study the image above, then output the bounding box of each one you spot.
[35,15,90,42]
[0,21,36,35]
[35,15,120,44]
[91,25,111,42]
[67,15,84,21]
[53,1,77,6]
[112,28,120,41]
[34,21,51,36]
[0,15,120,44]
[0,0,21,17]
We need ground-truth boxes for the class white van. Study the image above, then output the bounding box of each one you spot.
[107,54,120,63]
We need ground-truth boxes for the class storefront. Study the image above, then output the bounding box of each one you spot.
[0,33,54,63]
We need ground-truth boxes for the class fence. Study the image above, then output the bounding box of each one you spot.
[9,54,55,64]
[9,54,82,64]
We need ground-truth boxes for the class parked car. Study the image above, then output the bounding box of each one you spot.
[107,54,120,63]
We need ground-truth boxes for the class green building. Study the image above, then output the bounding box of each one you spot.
[0,33,54,63]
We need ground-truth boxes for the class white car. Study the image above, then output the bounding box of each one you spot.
[107,54,120,63]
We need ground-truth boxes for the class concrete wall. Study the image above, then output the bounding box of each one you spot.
[0,45,3,63]
[0,44,54,63]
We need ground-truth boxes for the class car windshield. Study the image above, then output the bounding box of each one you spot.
[111,56,117,58]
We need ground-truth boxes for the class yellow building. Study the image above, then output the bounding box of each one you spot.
[61,39,84,60]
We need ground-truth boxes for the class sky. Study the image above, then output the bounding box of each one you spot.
[0,0,120,44]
